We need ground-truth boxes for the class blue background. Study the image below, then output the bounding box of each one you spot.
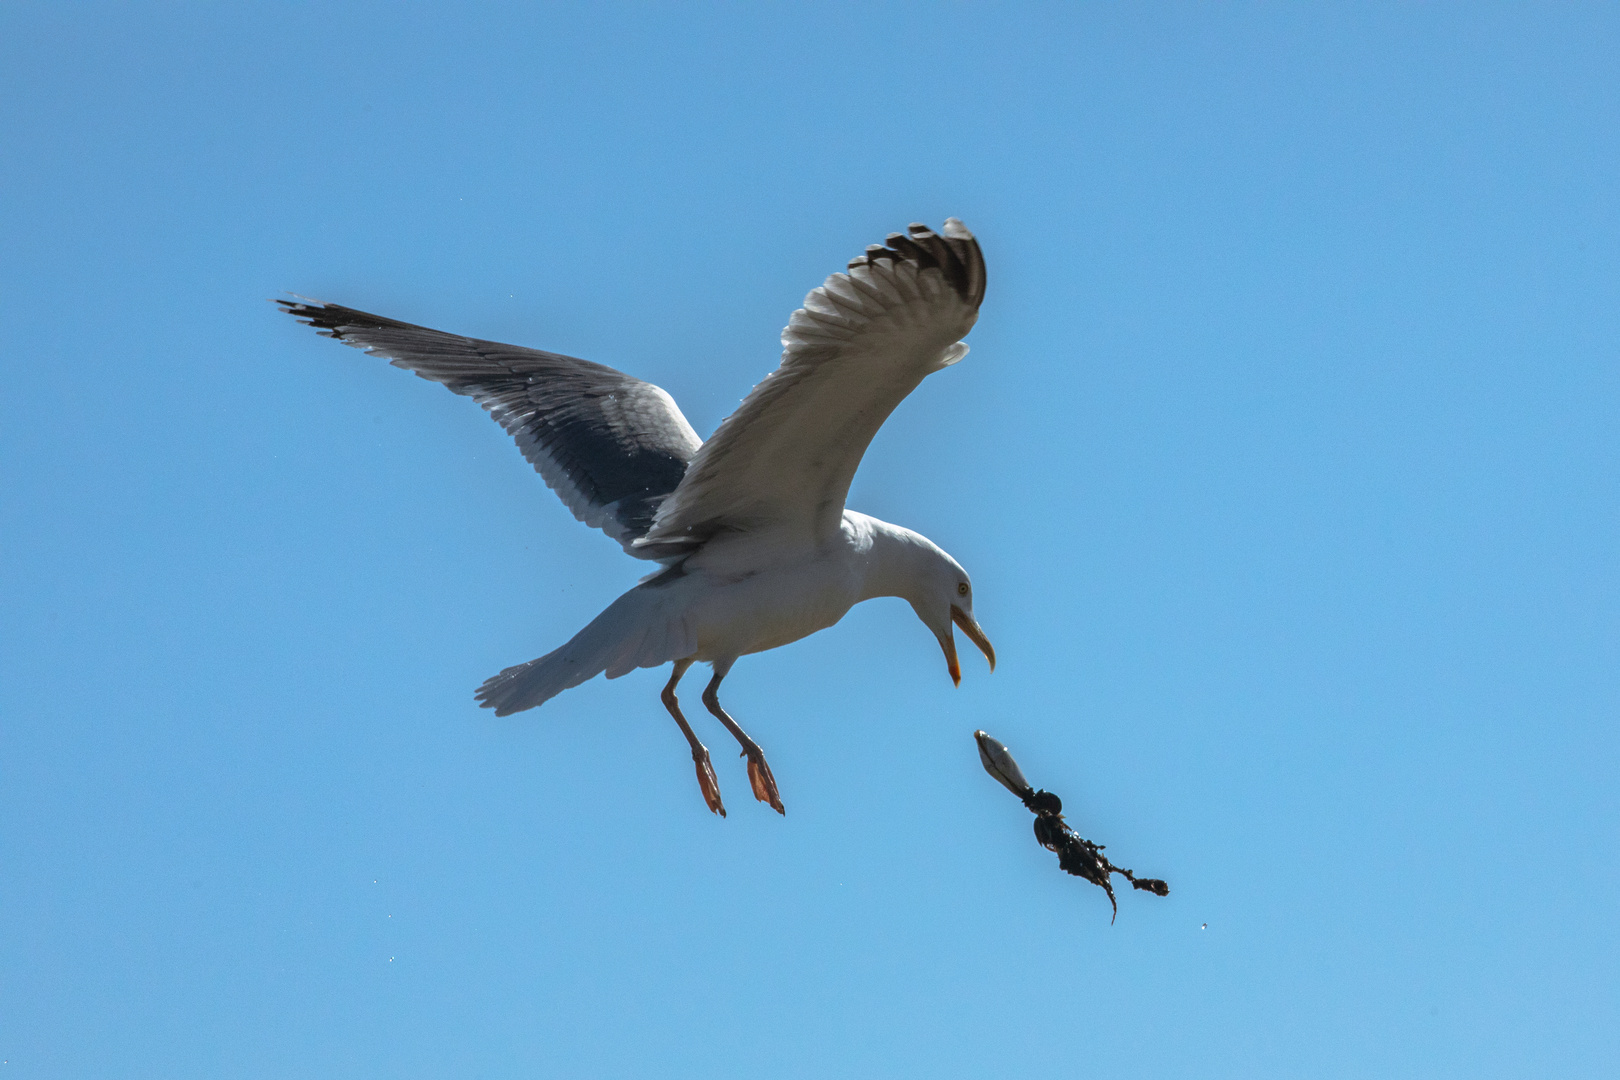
[3,3,1616,1076]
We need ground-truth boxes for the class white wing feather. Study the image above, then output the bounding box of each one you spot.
[641,219,986,548]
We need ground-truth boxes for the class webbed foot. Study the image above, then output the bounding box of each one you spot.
[744,749,784,815]
[693,746,725,817]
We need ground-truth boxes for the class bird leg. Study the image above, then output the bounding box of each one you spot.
[702,672,784,815]
[662,661,725,817]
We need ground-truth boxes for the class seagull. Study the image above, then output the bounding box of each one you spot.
[280,218,996,817]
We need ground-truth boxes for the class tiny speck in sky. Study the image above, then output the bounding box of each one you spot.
[1201,923,1208,930]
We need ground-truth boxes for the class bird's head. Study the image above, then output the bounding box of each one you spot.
[907,548,996,687]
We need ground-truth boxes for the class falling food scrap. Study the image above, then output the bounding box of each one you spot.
[975,730,1170,923]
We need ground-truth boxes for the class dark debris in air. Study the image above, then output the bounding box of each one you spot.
[975,730,1169,923]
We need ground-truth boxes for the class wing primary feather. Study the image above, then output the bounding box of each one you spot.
[883,232,940,273]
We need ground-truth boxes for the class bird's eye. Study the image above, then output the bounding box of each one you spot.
[957,582,969,596]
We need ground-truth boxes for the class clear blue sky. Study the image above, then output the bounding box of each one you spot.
[3,3,1616,1077]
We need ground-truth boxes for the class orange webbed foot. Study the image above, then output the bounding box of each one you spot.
[744,750,784,815]
[693,747,726,817]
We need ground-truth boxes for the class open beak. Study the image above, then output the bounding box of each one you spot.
[941,604,996,686]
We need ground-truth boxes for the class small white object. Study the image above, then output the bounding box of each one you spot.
[974,731,1035,799]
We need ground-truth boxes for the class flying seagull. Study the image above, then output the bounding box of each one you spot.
[280,219,995,817]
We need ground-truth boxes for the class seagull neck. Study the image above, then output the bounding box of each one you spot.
[852,515,938,606]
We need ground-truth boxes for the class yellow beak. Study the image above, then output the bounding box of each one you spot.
[942,604,996,686]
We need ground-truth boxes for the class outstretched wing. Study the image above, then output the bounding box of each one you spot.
[638,219,986,549]
[279,300,702,559]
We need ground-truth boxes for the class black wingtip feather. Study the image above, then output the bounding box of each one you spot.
[276,298,431,339]
[846,220,986,308]
[883,231,941,274]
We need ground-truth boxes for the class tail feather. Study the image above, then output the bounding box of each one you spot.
[475,585,695,716]
[475,647,602,717]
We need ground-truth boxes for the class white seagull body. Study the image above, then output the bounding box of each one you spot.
[281,219,995,816]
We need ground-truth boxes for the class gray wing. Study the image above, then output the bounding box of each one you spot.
[640,219,985,549]
[279,300,702,559]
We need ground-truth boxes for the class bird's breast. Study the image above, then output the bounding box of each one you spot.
[683,560,863,660]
